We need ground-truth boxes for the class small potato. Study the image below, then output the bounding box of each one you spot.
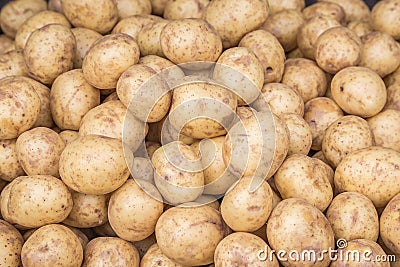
[267,0,305,14]
[141,243,184,267]
[59,130,79,145]
[164,0,209,19]
[203,0,269,49]
[0,0,47,38]
[302,1,345,23]
[16,127,65,177]
[160,18,222,64]
[59,135,130,195]
[279,113,312,155]
[65,226,90,248]
[0,139,25,182]
[304,97,344,151]
[108,179,164,241]
[82,33,140,89]
[360,31,400,77]
[385,65,400,87]
[103,92,119,103]
[0,35,15,54]
[0,50,27,80]
[385,83,400,111]
[368,109,400,152]
[131,157,154,183]
[145,141,161,158]
[334,146,400,208]
[115,0,152,19]
[326,192,379,242]
[21,224,83,267]
[71,28,102,69]
[322,115,374,168]
[221,176,273,232]
[24,24,76,85]
[214,232,279,267]
[286,47,304,59]
[317,0,370,23]
[0,175,73,228]
[331,66,387,118]
[347,20,373,37]
[312,150,330,165]
[0,76,41,140]
[137,21,169,57]
[0,220,24,267]
[155,205,227,266]
[61,0,118,34]
[267,198,335,267]
[315,26,362,74]
[380,192,400,254]
[151,0,168,15]
[281,58,327,102]
[371,0,400,40]
[51,69,100,130]
[239,30,285,84]
[260,9,305,52]
[112,15,165,40]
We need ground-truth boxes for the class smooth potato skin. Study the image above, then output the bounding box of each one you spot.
[137,21,169,57]
[371,0,400,40]
[316,0,370,22]
[112,15,165,40]
[0,219,24,267]
[71,28,102,69]
[381,193,400,254]
[0,139,25,182]
[302,1,345,23]
[367,109,400,152]
[164,0,209,20]
[115,0,152,19]
[279,113,312,155]
[140,244,184,267]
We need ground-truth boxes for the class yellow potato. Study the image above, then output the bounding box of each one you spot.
[0,139,25,182]
[0,50,28,80]
[115,0,151,19]
[112,14,165,40]
[385,83,400,111]
[347,20,373,37]
[0,219,24,267]
[71,28,103,69]
[137,20,169,57]
[133,234,157,258]
[380,192,400,254]
[130,157,154,183]
[48,0,63,13]
[279,113,312,155]
[164,0,209,19]
[141,244,184,267]
[267,0,305,14]
[302,1,345,23]
[92,222,118,238]
[59,130,79,145]
[317,0,370,23]
[371,0,400,40]
[367,109,400,152]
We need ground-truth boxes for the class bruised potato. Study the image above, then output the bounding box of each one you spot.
[0,220,24,267]
[0,139,25,182]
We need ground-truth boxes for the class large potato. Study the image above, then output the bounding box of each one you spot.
[317,0,370,23]
[59,135,130,195]
[115,0,152,19]
[0,50,28,80]
[0,220,24,267]
[0,139,25,182]
[367,109,400,152]
[334,146,400,208]
[112,14,165,40]
[380,192,400,254]
[82,33,140,89]
[71,28,102,69]
[371,0,400,40]
[0,175,72,228]
[164,0,209,20]
[279,113,312,155]
[140,243,184,267]
[24,24,76,85]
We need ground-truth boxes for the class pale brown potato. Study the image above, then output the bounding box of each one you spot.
[334,146,400,208]
[115,0,152,19]
[0,175,73,228]
[322,115,374,168]
[155,205,228,266]
[326,192,379,242]
[281,58,327,102]
[380,192,400,255]
[302,1,345,23]
[48,0,63,13]
[385,65,400,87]
[21,224,83,267]
[137,20,169,57]
[385,83,400,111]
[214,232,279,267]
[0,50,27,80]
[16,127,65,177]
[367,109,400,152]
[141,243,184,267]
[347,20,373,37]
[260,9,305,52]
[267,0,305,14]
[151,0,168,15]
[267,198,335,267]
[59,130,79,145]
[317,0,370,23]
[0,139,25,182]
[112,15,165,40]
[279,113,312,155]
[286,47,304,59]
[304,97,344,150]
[59,135,130,195]
[315,26,362,74]
[0,34,14,54]
[331,66,387,118]
[15,10,71,49]
[164,0,209,19]
[50,69,100,130]
[371,0,400,40]
[24,24,76,85]
[82,33,140,89]
[0,220,24,267]
[0,0,47,38]
[194,195,220,210]
[64,226,90,248]
[312,150,330,165]
[0,76,41,140]
[71,28,102,69]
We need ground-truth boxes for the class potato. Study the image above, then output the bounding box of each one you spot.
[152,141,204,204]
[59,130,79,145]
[203,0,268,49]
[0,50,28,80]
[304,97,344,151]
[335,146,400,208]
[281,58,327,102]
[15,10,71,49]
[108,179,163,241]
[297,15,341,60]
[239,30,285,84]
[21,224,83,267]
[267,0,305,14]
[112,15,165,40]
[326,192,379,242]
[133,234,157,258]
[155,205,227,266]
[0,139,25,182]
[65,226,90,248]
[0,0,47,39]
[150,116,199,146]
[194,194,220,210]
[385,83,400,111]
[360,32,400,77]
[24,24,76,85]
[0,175,72,228]
[331,66,387,118]
[93,222,118,237]
[0,220,24,267]
[214,232,279,267]
[82,33,140,89]
[160,18,222,64]
[50,69,100,130]
[347,20,373,37]
[59,135,130,195]
[16,127,65,177]
[83,237,140,267]
[137,20,169,57]
[141,243,184,266]
[315,26,362,74]
[302,1,345,23]
[0,76,41,139]
[317,0,370,23]
[367,109,400,152]
[163,0,209,20]
[71,28,102,69]
[0,35,15,54]
[371,0,400,40]
[322,115,374,168]
[279,113,312,155]
[312,150,330,165]
[115,0,152,19]
[48,0,63,13]
[260,9,305,52]
[221,176,273,232]
[380,192,400,254]
[130,157,154,183]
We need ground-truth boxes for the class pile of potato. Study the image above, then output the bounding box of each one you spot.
[1,0,400,266]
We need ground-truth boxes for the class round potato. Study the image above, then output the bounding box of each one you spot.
[59,130,79,145]
[59,135,130,195]
[267,0,305,14]
[302,1,345,23]
[279,113,312,155]
[317,0,370,23]
[71,28,102,69]
[164,0,209,20]
[141,243,184,267]
[115,0,152,19]
[0,139,25,182]
[0,50,28,80]
[334,146,400,208]
[385,83,400,111]
[112,14,165,40]
[367,109,400,152]
[371,0,400,40]
[137,20,169,57]
[347,20,373,37]
[380,192,400,254]
[0,220,24,267]
[331,66,387,118]
[21,224,83,267]
[0,175,73,228]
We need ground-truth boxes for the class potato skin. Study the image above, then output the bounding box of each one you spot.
[371,0,400,40]
[112,14,165,40]
[0,219,24,267]
[0,50,28,80]
[267,0,305,14]
[380,192,400,254]
[385,83,400,111]
[279,113,312,155]
[115,0,152,19]
[71,28,102,69]
[140,243,184,267]
[367,109,400,152]
[164,0,209,20]
[302,1,345,23]
[0,139,25,182]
